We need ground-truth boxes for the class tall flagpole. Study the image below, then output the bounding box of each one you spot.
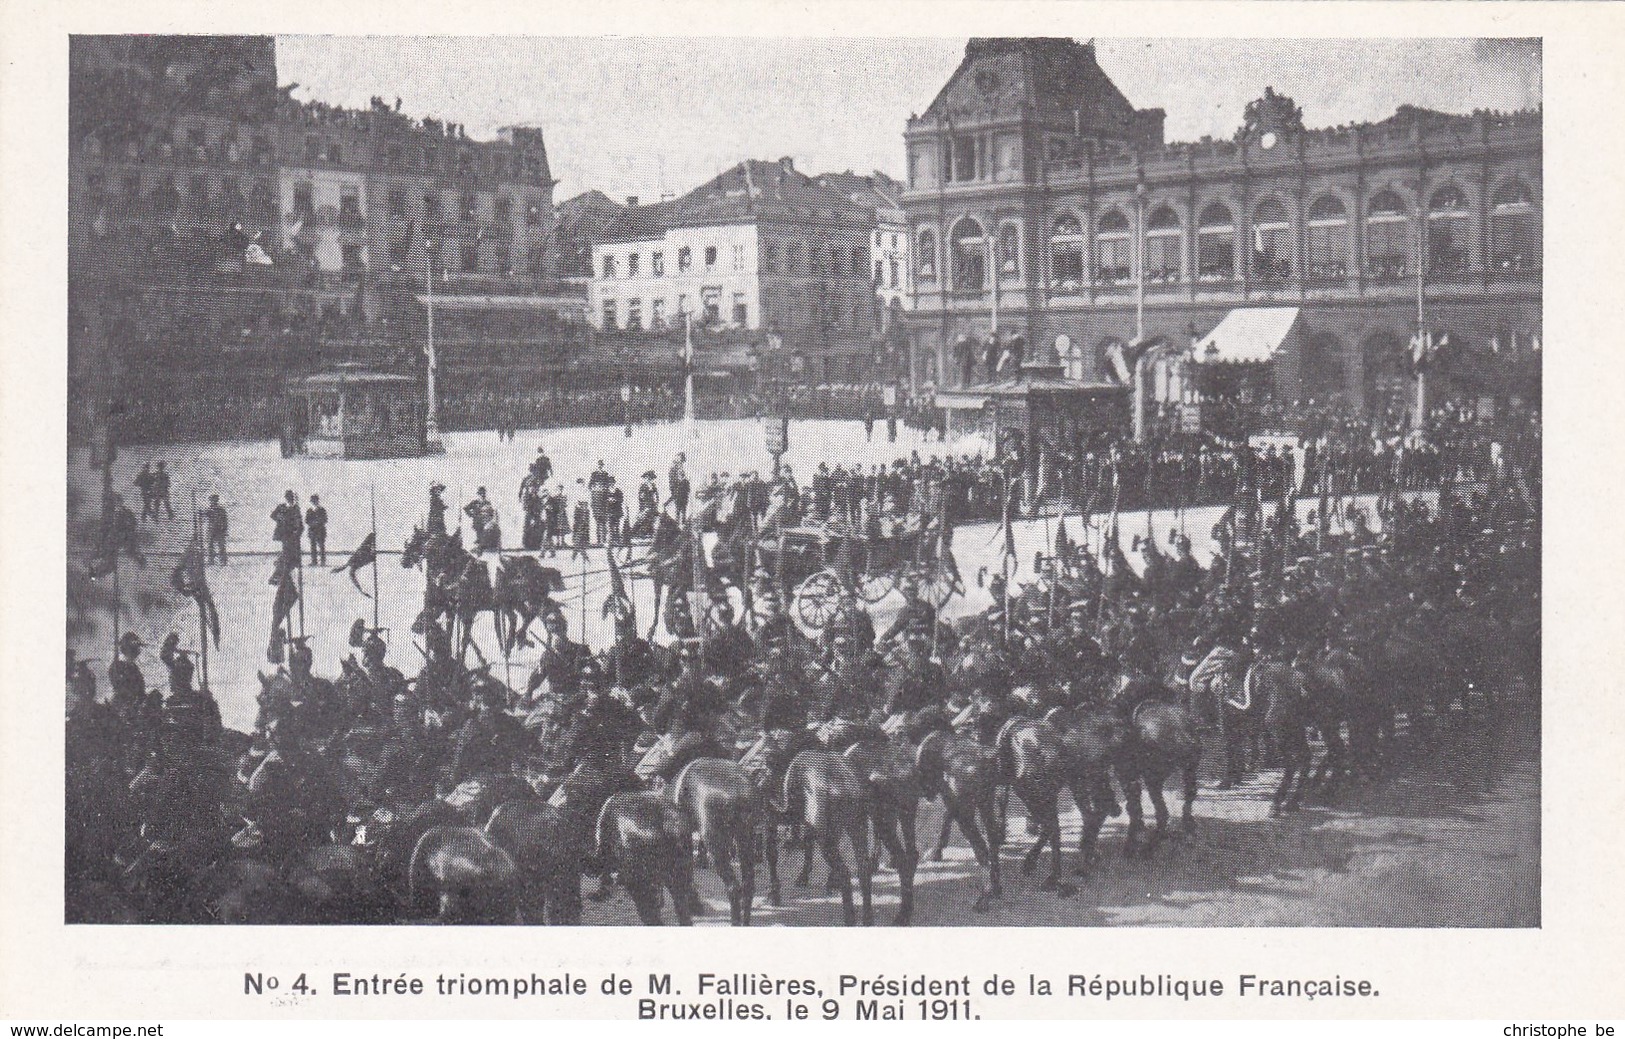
[424,248,445,453]
[683,310,705,666]
[192,488,208,693]
[1413,195,1428,431]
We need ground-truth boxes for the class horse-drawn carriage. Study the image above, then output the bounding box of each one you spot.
[756,518,961,632]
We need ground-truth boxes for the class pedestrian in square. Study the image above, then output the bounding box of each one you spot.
[271,490,303,574]
[135,463,156,522]
[204,494,229,565]
[305,494,328,566]
[153,461,173,520]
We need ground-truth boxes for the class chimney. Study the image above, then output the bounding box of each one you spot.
[778,156,794,175]
[626,196,639,208]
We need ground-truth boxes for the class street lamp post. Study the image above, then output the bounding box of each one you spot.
[620,344,634,437]
[422,241,445,454]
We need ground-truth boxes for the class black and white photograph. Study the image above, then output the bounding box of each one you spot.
[59,31,1545,933]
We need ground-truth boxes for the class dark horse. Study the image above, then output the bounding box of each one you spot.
[673,757,767,926]
[492,554,566,653]
[640,511,755,640]
[402,526,496,659]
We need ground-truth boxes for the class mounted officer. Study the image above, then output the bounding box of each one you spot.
[426,481,449,537]
[881,621,947,731]
[876,574,937,651]
[525,610,590,706]
[636,649,727,789]
[158,633,223,737]
[350,622,407,713]
[558,660,643,788]
[447,679,529,788]
[109,631,159,727]
[749,581,799,658]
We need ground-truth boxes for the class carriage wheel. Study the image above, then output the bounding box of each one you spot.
[793,570,842,631]
[856,570,895,604]
[916,560,960,609]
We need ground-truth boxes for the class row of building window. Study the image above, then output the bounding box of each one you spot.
[918,183,1539,289]
[603,244,734,279]
[84,168,548,236]
[601,241,887,281]
[81,126,546,188]
[82,130,275,167]
[82,128,546,184]
[600,293,749,330]
[84,170,278,211]
[597,294,877,334]
[380,189,546,227]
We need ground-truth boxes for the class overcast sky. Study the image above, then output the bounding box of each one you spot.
[275,36,1541,204]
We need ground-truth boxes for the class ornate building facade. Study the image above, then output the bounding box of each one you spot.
[590,158,900,379]
[69,35,559,360]
[900,37,1542,418]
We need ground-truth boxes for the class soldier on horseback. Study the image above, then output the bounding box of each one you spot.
[446,680,529,789]
[426,481,449,537]
[881,622,947,731]
[636,650,728,789]
[109,631,159,729]
[353,624,408,714]
[558,660,643,787]
[158,634,222,738]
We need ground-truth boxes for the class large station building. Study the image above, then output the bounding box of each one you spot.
[899,38,1541,425]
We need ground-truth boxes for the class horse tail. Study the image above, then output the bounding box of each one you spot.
[592,795,619,871]
[672,758,703,812]
[769,754,800,817]
[406,826,436,918]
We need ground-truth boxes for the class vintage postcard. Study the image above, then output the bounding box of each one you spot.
[3,0,1622,1024]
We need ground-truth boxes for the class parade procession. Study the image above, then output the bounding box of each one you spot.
[63,35,1542,928]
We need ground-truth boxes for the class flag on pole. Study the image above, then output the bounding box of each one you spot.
[170,534,220,647]
[332,531,378,596]
[603,545,634,623]
[271,562,299,635]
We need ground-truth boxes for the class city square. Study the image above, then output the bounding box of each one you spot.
[64,35,1540,929]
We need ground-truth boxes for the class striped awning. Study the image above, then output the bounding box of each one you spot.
[1194,307,1301,364]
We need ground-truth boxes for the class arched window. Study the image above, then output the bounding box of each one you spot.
[1427,185,1471,274]
[1306,194,1350,278]
[1365,190,1410,279]
[1197,202,1235,281]
[998,222,1021,279]
[1095,209,1131,285]
[1490,181,1539,273]
[916,228,937,281]
[602,254,617,279]
[950,217,986,292]
[1049,214,1085,292]
[1144,205,1182,284]
[1251,198,1292,281]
